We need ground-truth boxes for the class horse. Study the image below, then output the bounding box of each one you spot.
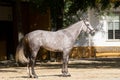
[15,20,95,78]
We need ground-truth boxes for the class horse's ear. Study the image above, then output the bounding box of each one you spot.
[79,18,82,21]
[80,16,84,20]
[81,13,89,21]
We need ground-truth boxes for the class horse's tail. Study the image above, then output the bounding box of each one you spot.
[15,37,29,64]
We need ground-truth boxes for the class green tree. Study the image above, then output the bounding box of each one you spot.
[67,0,120,14]
[29,0,120,28]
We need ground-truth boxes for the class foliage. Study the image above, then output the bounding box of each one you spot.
[68,0,120,14]
[29,0,120,14]
[29,0,120,27]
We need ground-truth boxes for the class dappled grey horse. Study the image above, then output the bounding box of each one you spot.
[16,20,95,78]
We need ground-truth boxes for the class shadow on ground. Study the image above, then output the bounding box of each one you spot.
[0,58,120,69]
[37,58,120,69]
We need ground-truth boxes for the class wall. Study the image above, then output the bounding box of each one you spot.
[0,6,12,21]
[0,2,51,60]
[20,2,51,33]
[0,6,13,60]
[74,8,120,58]
[29,9,51,31]
[88,9,120,57]
[88,9,120,47]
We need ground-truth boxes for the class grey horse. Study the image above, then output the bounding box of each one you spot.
[16,20,95,78]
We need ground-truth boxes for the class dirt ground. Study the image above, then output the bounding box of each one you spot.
[0,58,120,80]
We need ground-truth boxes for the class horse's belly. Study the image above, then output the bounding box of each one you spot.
[44,47,62,52]
[42,44,63,52]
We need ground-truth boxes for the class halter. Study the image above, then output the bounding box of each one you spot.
[83,20,95,33]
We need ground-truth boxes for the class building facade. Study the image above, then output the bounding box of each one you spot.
[91,8,120,57]
[72,7,120,58]
[0,1,50,60]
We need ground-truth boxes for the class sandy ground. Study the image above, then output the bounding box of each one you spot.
[0,58,120,80]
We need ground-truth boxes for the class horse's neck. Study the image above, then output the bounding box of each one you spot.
[64,21,83,40]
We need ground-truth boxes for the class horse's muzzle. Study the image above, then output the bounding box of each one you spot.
[90,29,95,36]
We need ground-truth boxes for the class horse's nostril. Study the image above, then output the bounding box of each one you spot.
[91,30,95,35]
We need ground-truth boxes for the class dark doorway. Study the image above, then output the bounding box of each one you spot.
[0,21,14,60]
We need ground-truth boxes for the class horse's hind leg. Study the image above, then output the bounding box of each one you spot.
[28,51,38,78]
[27,60,31,78]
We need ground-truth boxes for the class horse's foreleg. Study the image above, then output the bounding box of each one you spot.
[62,50,71,77]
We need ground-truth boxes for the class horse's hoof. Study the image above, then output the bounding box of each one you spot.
[29,75,38,78]
[62,73,71,77]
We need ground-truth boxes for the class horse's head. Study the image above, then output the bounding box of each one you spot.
[82,20,95,35]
